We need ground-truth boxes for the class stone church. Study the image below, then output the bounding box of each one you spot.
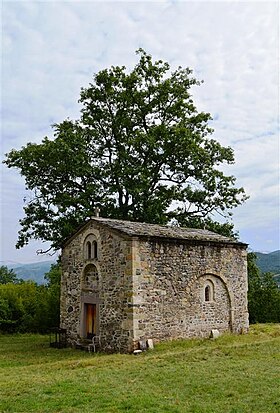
[60,217,249,352]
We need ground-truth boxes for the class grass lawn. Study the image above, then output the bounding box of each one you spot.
[0,324,279,413]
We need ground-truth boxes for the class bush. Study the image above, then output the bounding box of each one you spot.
[0,264,61,334]
[247,253,280,323]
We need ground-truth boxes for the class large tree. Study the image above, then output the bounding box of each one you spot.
[4,49,247,252]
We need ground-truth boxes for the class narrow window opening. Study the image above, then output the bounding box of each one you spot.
[86,241,92,259]
[205,285,211,302]
[93,241,98,259]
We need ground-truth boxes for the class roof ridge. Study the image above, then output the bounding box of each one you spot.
[62,217,247,248]
[91,217,245,245]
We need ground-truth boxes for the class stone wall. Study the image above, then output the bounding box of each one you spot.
[61,221,249,353]
[131,239,248,345]
[61,221,135,352]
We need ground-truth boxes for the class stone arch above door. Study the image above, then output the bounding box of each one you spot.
[82,263,99,291]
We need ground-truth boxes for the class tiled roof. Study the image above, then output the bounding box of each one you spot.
[92,217,246,245]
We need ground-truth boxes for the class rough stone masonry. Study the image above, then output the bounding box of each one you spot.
[60,218,249,352]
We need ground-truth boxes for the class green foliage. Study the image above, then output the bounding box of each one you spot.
[44,262,61,287]
[0,263,61,333]
[173,216,238,239]
[0,266,22,284]
[0,298,15,330]
[247,252,280,324]
[4,49,247,251]
[44,263,61,328]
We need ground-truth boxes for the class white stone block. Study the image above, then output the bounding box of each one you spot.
[210,329,220,339]
[147,339,154,349]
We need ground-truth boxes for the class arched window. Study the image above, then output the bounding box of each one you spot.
[92,241,98,259]
[86,241,92,259]
[205,285,211,302]
[204,280,214,302]
[84,234,99,260]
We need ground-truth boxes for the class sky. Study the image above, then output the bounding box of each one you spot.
[1,0,279,264]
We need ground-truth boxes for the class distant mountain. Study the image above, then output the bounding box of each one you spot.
[3,250,279,286]
[255,250,280,275]
[6,260,55,284]
[254,250,280,287]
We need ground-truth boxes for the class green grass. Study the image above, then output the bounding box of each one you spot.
[0,324,279,413]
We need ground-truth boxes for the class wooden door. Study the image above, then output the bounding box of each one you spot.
[86,304,96,339]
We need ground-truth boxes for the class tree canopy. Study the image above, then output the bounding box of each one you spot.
[0,266,21,284]
[4,49,247,252]
[247,253,280,323]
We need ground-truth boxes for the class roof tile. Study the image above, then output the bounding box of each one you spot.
[92,217,245,245]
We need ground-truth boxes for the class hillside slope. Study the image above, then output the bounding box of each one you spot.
[7,261,55,284]
[5,250,279,285]
[255,250,280,274]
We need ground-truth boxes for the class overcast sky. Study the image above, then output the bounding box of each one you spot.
[1,0,279,264]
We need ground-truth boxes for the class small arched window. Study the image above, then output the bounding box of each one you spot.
[205,285,211,302]
[204,280,214,302]
[84,234,99,260]
[92,241,98,259]
[86,241,92,259]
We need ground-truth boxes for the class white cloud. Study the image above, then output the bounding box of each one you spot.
[1,0,279,262]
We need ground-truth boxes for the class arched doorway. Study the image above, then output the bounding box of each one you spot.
[80,264,100,339]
